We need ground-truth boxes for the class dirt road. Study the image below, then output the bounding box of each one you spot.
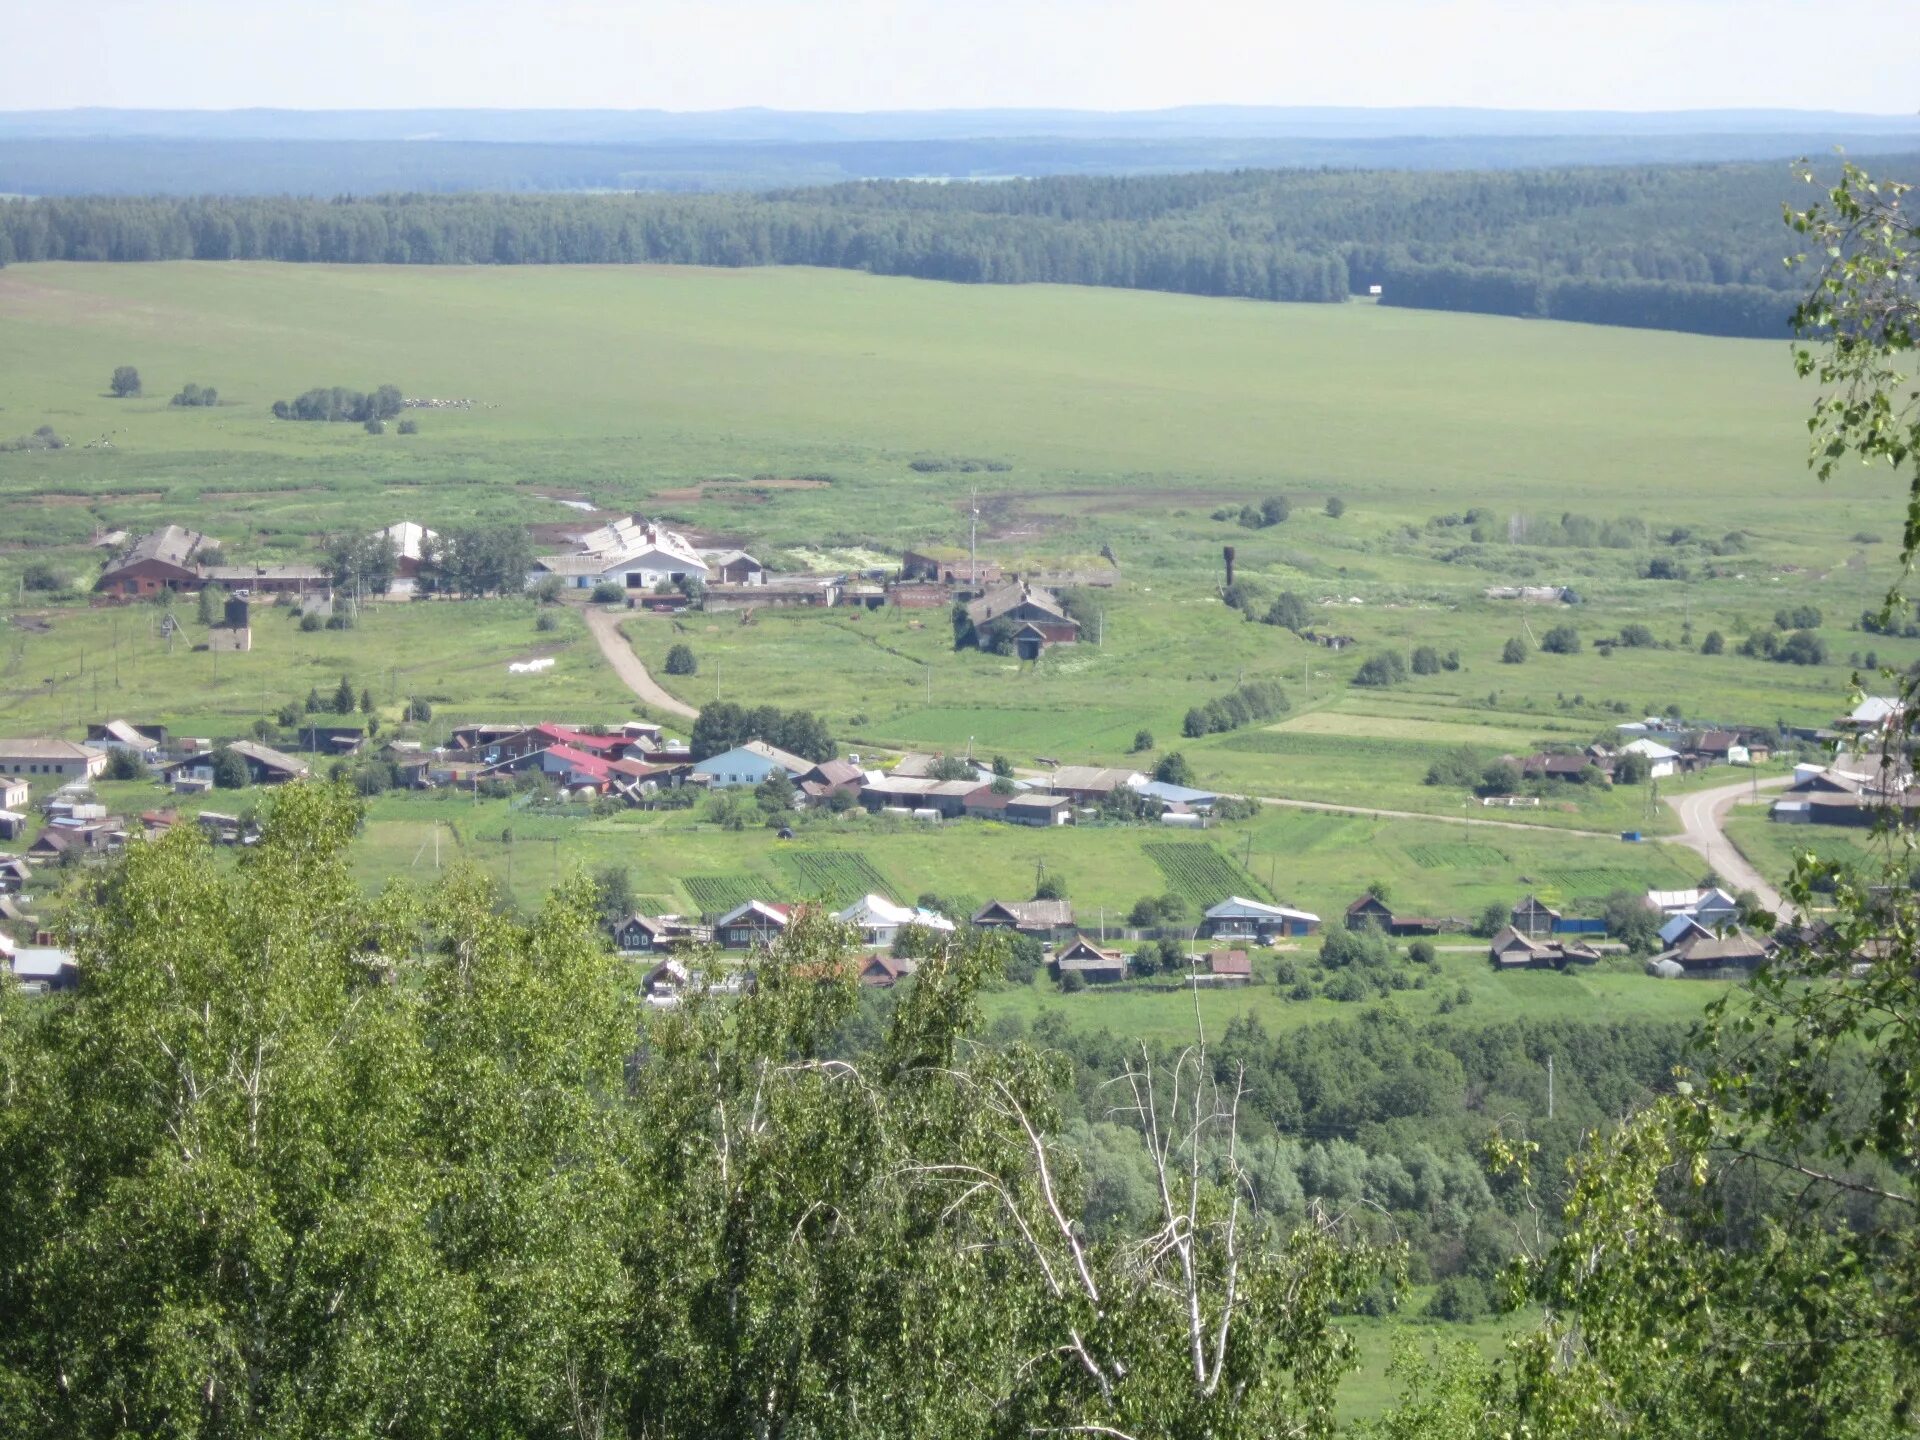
[1665,775,1791,914]
[580,604,700,722]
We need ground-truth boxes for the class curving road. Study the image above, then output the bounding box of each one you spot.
[1665,775,1792,915]
[580,604,701,721]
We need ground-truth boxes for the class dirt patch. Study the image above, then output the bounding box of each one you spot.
[653,477,831,503]
[201,487,323,501]
[10,615,53,633]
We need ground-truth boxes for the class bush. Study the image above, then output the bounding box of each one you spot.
[1264,592,1311,632]
[1323,970,1372,1002]
[1618,623,1656,648]
[103,748,148,782]
[1614,750,1651,785]
[1153,751,1193,786]
[1410,645,1441,675]
[397,418,419,435]
[1701,630,1725,655]
[664,643,698,676]
[1325,496,1346,518]
[1127,893,1189,927]
[1407,939,1437,967]
[1351,653,1408,688]
[363,418,386,435]
[1478,758,1522,796]
[404,697,433,723]
[1131,728,1154,753]
[1059,970,1086,994]
[1540,624,1581,654]
[1260,495,1291,526]
[590,582,625,604]
[169,382,218,407]
[109,365,141,398]
[210,747,249,790]
[20,562,63,592]
[1501,637,1528,664]
[534,612,560,633]
[1426,1275,1489,1322]
[1034,874,1068,901]
[299,612,323,632]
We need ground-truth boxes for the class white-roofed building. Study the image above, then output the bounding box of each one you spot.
[833,894,956,949]
[530,516,709,593]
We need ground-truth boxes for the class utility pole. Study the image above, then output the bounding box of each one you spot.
[1547,1055,1555,1120]
[969,486,979,590]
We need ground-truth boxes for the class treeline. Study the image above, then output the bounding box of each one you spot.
[689,699,834,764]
[4,155,1906,336]
[1182,679,1289,737]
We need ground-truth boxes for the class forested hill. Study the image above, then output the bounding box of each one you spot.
[6,156,1912,337]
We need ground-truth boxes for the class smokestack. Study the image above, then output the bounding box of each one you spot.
[1222,545,1235,588]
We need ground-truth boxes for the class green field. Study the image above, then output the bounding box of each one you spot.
[0,258,1871,993]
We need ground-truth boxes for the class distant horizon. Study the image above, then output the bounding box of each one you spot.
[4,103,1916,120]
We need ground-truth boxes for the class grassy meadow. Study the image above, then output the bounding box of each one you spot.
[0,258,1887,1020]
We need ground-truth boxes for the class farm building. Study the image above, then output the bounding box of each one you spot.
[964,583,1080,657]
[1190,950,1252,985]
[529,517,709,592]
[859,954,919,987]
[1622,738,1681,778]
[0,739,107,782]
[1201,896,1321,941]
[1034,766,1145,804]
[225,741,312,786]
[1649,926,1774,976]
[701,550,766,586]
[1006,794,1074,827]
[95,525,214,599]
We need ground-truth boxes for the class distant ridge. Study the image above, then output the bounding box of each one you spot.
[2,104,1917,145]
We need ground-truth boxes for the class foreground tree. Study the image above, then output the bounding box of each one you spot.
[1,783,1395,1439]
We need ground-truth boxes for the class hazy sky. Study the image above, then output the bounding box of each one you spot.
[3,0,1913,114]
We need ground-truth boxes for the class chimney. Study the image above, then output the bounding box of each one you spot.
[1222,545,1236,587]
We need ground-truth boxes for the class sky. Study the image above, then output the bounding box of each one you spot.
[2,0,1913,115]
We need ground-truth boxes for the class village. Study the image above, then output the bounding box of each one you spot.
[1,512,1898,1003]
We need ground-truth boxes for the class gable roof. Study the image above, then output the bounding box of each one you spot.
[966,582,1071,627]
[741,739,811,775]
[714,900,792,929]
[378,521,437,562]
[1346,893,1393,916]
[1512,894,1561,918]
[833,894,956,932]
[1202,950,1252,977]
[102,524,208,577]
[1624,738,1681,761]
[1043,766,1143,794]
[1205,895,1320,923]
[1057,935,1125,968]
[227,740,311,777]
[973,898,1074,928]
[0,738,98,762]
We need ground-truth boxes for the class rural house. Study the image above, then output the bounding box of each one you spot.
[972,898,1075,939]
[378,521,439,591]
[1648,926,1774,977]
[1510,895,1562,937]
[1344,894,1442,936]
[85,720,163,758]
[613,913,708,952]
[713,900,795,949]
[0,739,107,781]
[1645,887,1740,927]
[226,741,312,786]
[833,894,956,949]
[1622,738,1681,778]
[691,740,809,789]
[1489,926,1601,970]
[1054,935,1127,984]
[0,777,31,811]
[1201,896,1321,941]
[642,958,692,1004]
[1034,766,1146,804]
[858,954,919,988]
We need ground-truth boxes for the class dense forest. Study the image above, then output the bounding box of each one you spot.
[4,155,1911,335]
